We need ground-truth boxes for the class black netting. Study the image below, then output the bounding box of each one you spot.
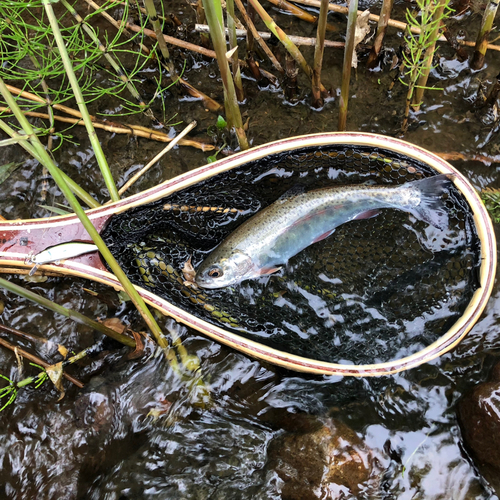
[101,145,480,364]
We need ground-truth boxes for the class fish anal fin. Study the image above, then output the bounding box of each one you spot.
[313,229,336,243]
[353,209,380,220]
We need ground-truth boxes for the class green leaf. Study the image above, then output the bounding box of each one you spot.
[0,162,22,185]
[216,115,227,130]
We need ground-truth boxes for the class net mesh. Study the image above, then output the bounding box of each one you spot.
[101,145,480,364]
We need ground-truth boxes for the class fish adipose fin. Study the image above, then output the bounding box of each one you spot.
[411,174,455,230]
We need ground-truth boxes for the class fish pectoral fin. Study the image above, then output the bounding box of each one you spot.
[258,266,282,276]
[353,209,380,220]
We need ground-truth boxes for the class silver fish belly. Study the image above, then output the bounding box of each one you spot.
[195,175,453,289]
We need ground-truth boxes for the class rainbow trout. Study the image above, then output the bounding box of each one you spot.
[195,175,454,289]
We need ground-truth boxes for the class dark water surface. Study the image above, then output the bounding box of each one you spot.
[0,0,500,498]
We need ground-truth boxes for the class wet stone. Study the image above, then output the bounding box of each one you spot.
[458,361,500,494]
[74,376,115,434]
[267,417,381,499]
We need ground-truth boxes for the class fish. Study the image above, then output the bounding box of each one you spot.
[195,174,455,289]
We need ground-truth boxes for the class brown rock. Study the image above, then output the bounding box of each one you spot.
[458,361,500,493]
[267,417,380,499]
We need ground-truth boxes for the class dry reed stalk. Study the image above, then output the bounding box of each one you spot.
[233,0,284,73]
[0,107,214,151]
[435,152,500,164]
[118,121,197,195]
[246,0,256,52]
[264,0,336,31]
[141,0,222,112]
[248,0,327,93]
[123,22,279,82]
[338,0,358,131]
[195,23,346,47]
[367,0,394,68]
[0,337,84,388]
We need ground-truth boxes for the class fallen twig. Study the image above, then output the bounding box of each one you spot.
[434,151,500,165]
[195,23,346,47]
[292,0,500,51]
[123,22,278,83]
[0,106,213,151]
[119,121,197,195]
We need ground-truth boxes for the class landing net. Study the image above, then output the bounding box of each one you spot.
[101,145,480,365]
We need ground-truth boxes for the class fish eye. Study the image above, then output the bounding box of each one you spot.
[208,266,223,278]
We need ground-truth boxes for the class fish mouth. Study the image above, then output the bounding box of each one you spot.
[194,275,220,289]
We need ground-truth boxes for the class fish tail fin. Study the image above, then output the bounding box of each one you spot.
[411,174,455,230]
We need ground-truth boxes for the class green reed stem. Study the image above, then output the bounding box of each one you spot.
[471,0,499,70]
[42,0,120,203]
[202,0,249,150]
[338,0,358,131]
[143,0,180,84]
[0,78,170,357]
[312,0,329,108]
[0,276,135,348]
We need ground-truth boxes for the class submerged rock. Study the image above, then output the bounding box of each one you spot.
[458,361,500,493]
[267,416,381,499]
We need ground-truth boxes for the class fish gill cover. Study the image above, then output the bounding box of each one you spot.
[101,145,481,365]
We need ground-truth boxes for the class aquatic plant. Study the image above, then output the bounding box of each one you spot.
[481,188,500,223]
[400,0,453,133]
[0,1,201,373]
[0,367,48,411]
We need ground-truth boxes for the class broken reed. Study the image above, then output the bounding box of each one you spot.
[471,0,499,70]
